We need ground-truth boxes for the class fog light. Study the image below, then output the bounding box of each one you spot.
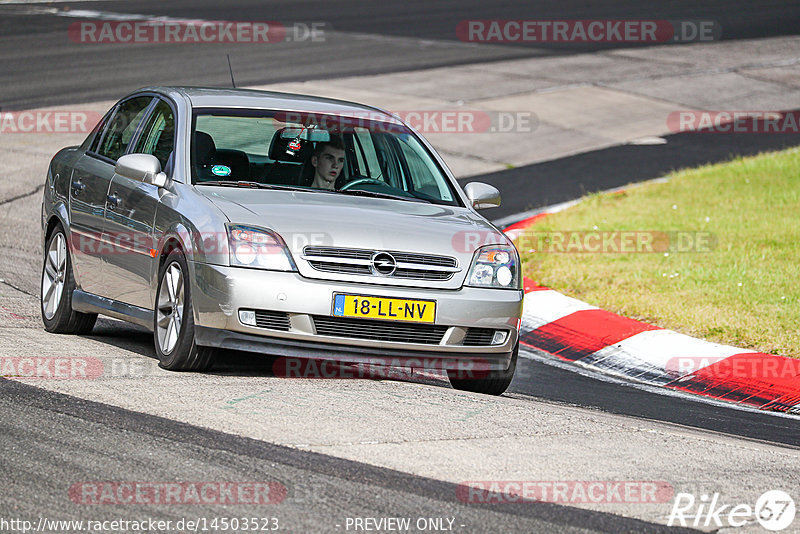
[492,330,508,345]
[239,309,256,326]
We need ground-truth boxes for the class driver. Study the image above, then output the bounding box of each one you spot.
[310,135,345,190]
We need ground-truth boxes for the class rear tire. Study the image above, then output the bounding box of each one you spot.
[153,248,215,371]
[448,342,518,396]
[41,225,97,334]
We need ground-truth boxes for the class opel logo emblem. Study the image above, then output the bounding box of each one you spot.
[371,252,397,276]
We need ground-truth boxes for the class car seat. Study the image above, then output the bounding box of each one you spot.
[263,129,314,185]
[193,131,250,182]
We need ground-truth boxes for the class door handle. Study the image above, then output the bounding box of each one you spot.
[106,193,121,209]
[71,180,85,196]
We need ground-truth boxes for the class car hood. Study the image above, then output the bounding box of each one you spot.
[198,187,511,288]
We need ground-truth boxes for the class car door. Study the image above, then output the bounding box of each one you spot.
[102,98,175,309]
[68,95,153,297]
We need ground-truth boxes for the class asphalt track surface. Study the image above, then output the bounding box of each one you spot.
[1,1,799,531]
[1,376,700,534]
[2,0,800,110]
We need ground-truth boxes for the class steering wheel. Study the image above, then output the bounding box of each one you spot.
[339,177,391,191]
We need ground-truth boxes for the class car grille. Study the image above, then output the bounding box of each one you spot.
[254,310,291,331]
[462,328,496,346]
[312,316,448,344]
[302,246,459,281]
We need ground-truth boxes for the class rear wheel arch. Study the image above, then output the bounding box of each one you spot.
[45,216,61,243]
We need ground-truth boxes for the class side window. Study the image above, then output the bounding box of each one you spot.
[87,110,113,152]
[133,99,175,173]
[96,97,152,162]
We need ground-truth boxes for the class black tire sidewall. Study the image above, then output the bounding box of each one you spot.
[448,342,519,395]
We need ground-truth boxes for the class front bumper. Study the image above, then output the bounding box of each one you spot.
[194,327,516,370]
[189,262,523,369]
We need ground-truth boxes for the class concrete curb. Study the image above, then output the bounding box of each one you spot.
[510,215,800,416]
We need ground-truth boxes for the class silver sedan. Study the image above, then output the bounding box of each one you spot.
[41,87,523,395]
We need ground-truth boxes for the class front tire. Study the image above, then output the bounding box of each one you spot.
[41,226,97,334]
[448,342,518,396]
[153,249,215,371]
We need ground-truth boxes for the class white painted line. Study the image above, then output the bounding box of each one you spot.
[494,199,581,227]
[51,8,207,23]
[0,0,101,4]
[32,7,477,52]
[627,136,667,145]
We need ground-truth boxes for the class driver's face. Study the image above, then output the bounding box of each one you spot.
[312,146,345,188]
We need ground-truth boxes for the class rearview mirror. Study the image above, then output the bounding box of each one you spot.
[116,154,168,188]
[464,182,501,210]
[280,128,330,142]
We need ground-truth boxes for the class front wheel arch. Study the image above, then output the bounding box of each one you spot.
[153,248,215,371]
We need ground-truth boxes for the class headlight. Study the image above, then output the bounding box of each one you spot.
[226,224,297,271]
[465,245,520,289]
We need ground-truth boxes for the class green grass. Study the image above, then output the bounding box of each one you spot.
[519,147,800,357]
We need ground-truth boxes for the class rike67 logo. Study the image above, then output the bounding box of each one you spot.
[668,490,796,531]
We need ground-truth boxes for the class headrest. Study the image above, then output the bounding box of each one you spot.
[268,128,314,163]
[194,131,216,165]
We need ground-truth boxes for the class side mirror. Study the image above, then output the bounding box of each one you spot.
[464,182,501,210]
[116,154,168,188]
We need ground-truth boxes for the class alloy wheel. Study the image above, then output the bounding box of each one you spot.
[156,262,184,354]
[41,232,67,320]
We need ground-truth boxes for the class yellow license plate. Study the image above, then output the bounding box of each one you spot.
[332,294,436,323]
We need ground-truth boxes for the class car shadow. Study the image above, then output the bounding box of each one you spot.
[81,318,452,389]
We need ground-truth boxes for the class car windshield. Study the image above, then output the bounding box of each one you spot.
[191,108,461,206]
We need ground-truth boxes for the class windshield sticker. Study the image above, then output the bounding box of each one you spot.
[211,165,231,177]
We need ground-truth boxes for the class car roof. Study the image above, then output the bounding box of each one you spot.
[138,86,400,122]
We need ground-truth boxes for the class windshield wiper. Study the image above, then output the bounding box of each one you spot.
[197,180,262,188]
[198,181,430,202]
[335,189,430,203]
[197,181,310,192]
